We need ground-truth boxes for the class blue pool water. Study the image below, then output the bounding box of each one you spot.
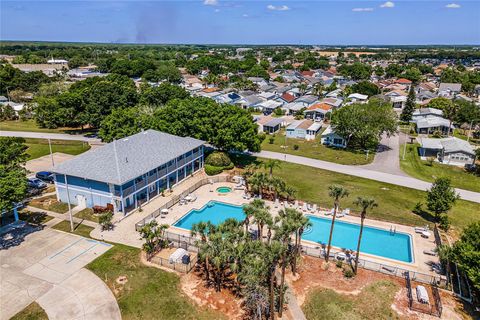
[174,201,245,230]
[302,215,413,263]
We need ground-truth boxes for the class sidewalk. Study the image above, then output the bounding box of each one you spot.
[26,205,98,228]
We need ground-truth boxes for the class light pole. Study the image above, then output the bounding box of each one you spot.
[48,138,55,167]
[467,120,473,142]
[402,124,411,161]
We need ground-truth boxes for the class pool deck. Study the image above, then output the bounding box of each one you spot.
[158,182,440,277]
[92,177,440,277]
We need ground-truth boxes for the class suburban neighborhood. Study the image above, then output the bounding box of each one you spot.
[1,2,480,320]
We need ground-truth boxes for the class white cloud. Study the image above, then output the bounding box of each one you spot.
[380,1,395,8]
[445,3,461,8]
[203,0,218,6]
[352,7,374,12]
[214,8,220,13]
[242,14,249,17]
[267,4,290,11]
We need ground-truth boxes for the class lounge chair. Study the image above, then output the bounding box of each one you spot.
[302,203,308,212]
[294,200,299,209]
[423,249,437,256]
[274,198,279,208]
[307,203,313,212]
[414,226,429,233]
[190,194,197,202]
[343,208,350,215]
[312,204,317,213]
[337,211,345,218]
[336,252,346,261]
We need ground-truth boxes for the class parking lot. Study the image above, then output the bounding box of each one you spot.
[0,226,120,320]
[25,152,75,176]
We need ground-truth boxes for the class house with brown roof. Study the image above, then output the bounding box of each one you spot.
[304,103,332,121]
[280,92,296,103]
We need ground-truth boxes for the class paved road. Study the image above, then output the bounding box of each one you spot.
[0,130,103,143]
[252,150,480,204]
[361,133,407,176]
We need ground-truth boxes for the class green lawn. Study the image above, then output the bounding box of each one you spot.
[261,129,374,165]
[74,208,99,223]
[453,130,479,146]
[52,220,94,238]
[400,143,480,193]
[0,119,83,134]
[10,302,48,320]
[25,138,90,160]
[232,154,480,231]
[86,244,225,320]
[29,194,73,214]
[303,280,400,320]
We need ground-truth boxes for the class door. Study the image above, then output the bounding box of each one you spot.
[76,195,87,208]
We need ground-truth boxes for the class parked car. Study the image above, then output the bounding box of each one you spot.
[36,171,54,183]
[28,177,47,189]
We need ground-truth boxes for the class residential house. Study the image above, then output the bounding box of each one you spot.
[280,92,296,104]
[419,137,475,166]
[438,83,462,98]
[385,90,408,109]
[52,130,205,214]
[258,117,284,134]
[412,108,443,121]
[295,95,319,107]
[414,117,452,135]
[286,119,322,141]
[321,126,347,148]
[284,102,306,115]
[238,94,263,109]
[304,103,332,121]
[257,100,282,114]
[347,93,368,103]
[321,97,343,109]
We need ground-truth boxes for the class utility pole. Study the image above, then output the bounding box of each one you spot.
[64,174,74,232]
[467,120,473,142]
[48,138,55,167]
[402,124,410,161]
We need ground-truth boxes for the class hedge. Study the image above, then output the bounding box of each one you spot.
[205,164,224,176]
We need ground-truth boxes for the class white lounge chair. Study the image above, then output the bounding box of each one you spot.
[312,204,317,214]
[274,198,279,208]
[190,194,197,202]
[343,208,350,215]
[294,200,299,209]
[302,203,308,212]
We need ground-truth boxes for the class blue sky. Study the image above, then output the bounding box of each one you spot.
[1,1,479,45]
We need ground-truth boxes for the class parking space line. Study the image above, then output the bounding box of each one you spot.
[49,238,84,259]
[85,238,112,247]
[66,243,98,264]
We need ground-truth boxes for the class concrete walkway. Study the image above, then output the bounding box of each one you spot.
[252,150,480,204]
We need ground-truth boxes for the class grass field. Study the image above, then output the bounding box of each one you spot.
[10,302,48,320]
[18,210,54,225]
[302,280,400,320]
[232,154,480,232]
[29,194,72,213]
[400,144,480,193]
[0,119,83,134]
[52,220,94,238]
[74,208,99,223]
[261,129,374,165]
[25,138,90,160]
[86,244,225,320]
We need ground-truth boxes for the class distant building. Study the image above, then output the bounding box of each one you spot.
[321,125,347,148]
[286,119,322,141]
[419,137,475,166]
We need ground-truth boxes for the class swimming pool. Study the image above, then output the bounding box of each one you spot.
[302,215,413,263]
[174,201,245,230]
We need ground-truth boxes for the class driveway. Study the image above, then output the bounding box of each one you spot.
[361,133,407,176]
[0,225,120,320]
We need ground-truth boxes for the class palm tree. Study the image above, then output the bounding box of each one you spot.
[249,172,268,198]
[242,163,258,193]
[253,208,272,242]
[292,214,312,275]
[265,240,285,320]
[139,220,160,254]
[298,83,307,95]
[282,185,297,203]
[192,221,216,283]
[262,159,281,178]
[353,197,377,274]
[312,83,324,97]
[326,185,349,262]
[275,209,298,318]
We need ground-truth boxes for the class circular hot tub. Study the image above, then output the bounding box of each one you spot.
[216,186,232,194]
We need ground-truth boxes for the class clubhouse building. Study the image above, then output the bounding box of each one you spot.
[52,130,205,214]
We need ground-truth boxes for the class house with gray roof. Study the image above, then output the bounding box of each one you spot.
[438,83,462,98]
[419,137,475,166]
[52,130,205,214]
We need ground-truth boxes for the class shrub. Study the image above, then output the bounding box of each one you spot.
[343,268,354,278]
[224,162,234,170]
[269,137,275,144]
[293,144,299,150]
[336,260,343,268]
[439,214,451,231]
[426,157,435,166]
[205,164,224,176]
[205,151,232,167]
[99,211,114,231]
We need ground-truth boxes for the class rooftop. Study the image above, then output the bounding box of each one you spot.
[52,130,204,185]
